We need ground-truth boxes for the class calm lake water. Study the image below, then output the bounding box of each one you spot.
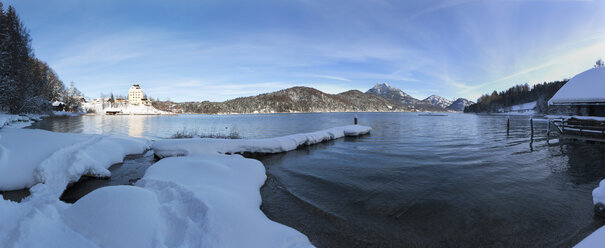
[29,113,605,247]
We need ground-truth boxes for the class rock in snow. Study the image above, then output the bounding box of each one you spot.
[0,124,371,247]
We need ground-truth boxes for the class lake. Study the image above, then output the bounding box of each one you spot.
[30,112,605,247]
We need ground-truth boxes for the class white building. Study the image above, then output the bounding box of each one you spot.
[128,84,148,105]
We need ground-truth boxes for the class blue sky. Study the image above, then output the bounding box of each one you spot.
[5,0,605,102]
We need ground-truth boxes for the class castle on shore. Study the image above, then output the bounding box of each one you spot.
[128,84,151,106]
[91,83,152,106]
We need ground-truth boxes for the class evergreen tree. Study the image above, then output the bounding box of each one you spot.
[0,3,81,113]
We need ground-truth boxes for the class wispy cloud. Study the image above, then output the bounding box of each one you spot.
[11,0,605,101]
[307,74,351,81]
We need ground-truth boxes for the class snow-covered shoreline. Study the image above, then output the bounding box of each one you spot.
[574,180,605,247]
[153,125,372,158]
[0,121,372,247]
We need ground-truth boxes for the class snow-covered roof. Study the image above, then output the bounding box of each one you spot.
[51,101,65,107]
[549,67,605,105]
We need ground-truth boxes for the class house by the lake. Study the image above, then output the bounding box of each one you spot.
[548,67,605,142]
[128,84,152,106]
[549,67,605,116]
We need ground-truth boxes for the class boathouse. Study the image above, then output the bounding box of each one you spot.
[548,67,605,142]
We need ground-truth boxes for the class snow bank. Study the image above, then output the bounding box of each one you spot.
[593,179,605,207]
[0,153,312,247]
[153,125,372,158]
[575,226,605,248]
[549,67,605,105]
[0,128,150,194]
[575,180,605,248]
[0,112,39,129]
[0,125,371,247]
[137,155,313,247]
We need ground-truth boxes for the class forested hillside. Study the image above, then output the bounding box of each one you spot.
[153,87,415,114]
[464,80,567,114]
[0,2,82,114]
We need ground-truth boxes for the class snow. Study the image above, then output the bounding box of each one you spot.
[422,95,452,109]
[495,101,536,115]
[593,179,605,207]
[138,155,312,247]
[575,179,605,248]
[82,102,171,115]
[0,154,313,247]
[0,128,150,193]
[511,101,536,111]
[0,124,374,247]
[575,226,605,248]
[0,113,32,129]
[549,67,605,105]
[546,115,605,121]
[153,125,372,158]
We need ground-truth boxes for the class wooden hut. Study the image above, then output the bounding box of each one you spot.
[548,67,605,142]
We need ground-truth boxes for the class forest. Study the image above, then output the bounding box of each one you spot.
[0,2,82,114]
[465,60,605,114]
[464,80,567,114]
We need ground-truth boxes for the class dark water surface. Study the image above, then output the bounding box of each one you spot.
[28,113,605,247]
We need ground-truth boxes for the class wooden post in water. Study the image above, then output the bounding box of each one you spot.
[354,115,358,125]
[546,119,550,143]
[506,118,510,136]
[530,118,534,141]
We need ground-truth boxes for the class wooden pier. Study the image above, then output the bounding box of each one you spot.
[548,117,605,143]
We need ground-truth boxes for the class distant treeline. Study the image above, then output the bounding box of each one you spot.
[0,2,82,114]
[464,80,567,114]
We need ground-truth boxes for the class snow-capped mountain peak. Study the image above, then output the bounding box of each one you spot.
[446,98,475,111]
[366,83,416,101]
[421,95,453,108]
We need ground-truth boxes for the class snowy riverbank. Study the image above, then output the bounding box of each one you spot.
[575,180,605,247]
[0,122,370,247]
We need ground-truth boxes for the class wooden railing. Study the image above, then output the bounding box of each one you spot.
[551,118,605,139]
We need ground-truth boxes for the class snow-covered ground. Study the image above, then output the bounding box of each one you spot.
[593,179,605,208]
[496,101,536,115]
[0,112,44,129]
[82,102,171,115]
[0,129,150,192]
[154,125,372,158]
[575,179,605,248]
[0,154,313,248]
[0,122,371,247]
[575,226,605,248]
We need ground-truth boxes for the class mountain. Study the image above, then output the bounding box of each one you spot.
[365,83,420,105]
[446,98,474,111]
[153,87,412,114]
[365,83,447,112]
[422,95,453,108]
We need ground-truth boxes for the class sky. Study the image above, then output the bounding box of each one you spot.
[4,0,605,102]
